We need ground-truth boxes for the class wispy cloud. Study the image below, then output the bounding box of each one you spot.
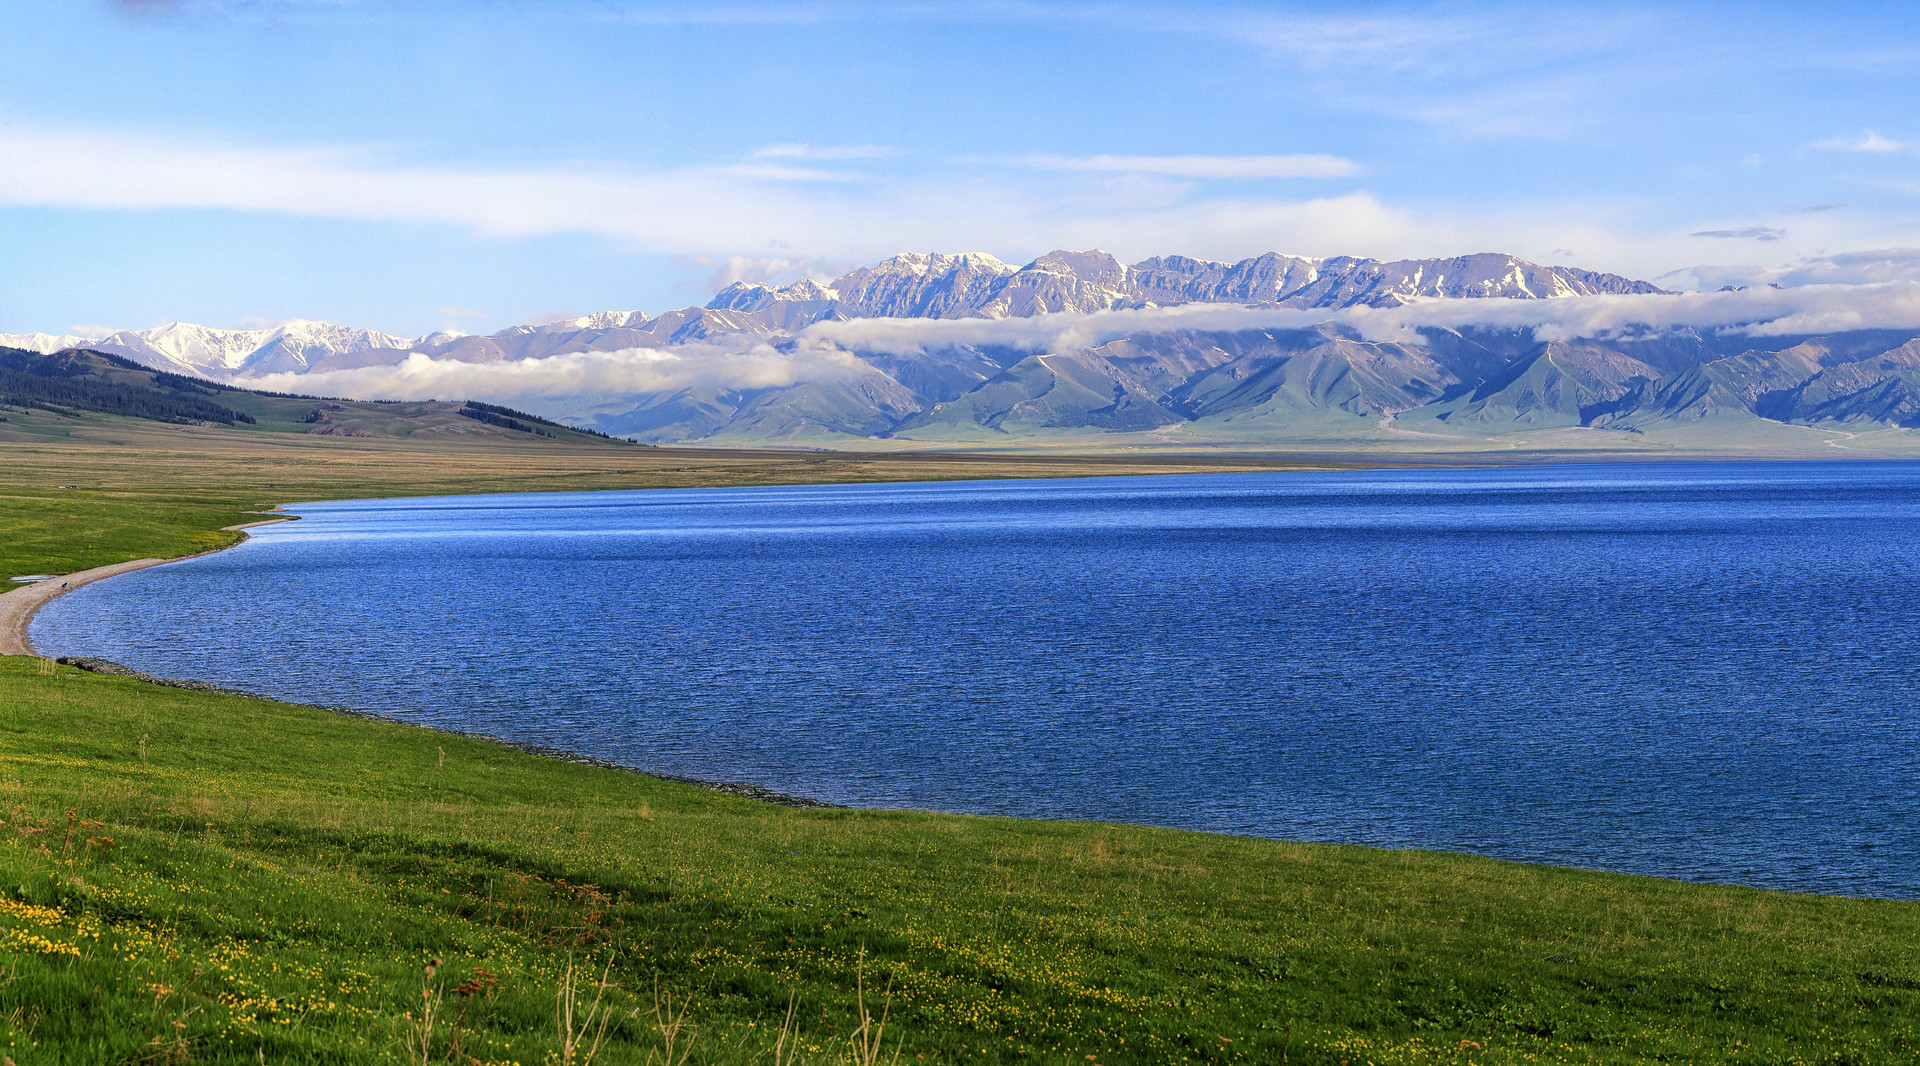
[1023,153,1361,179]
[1814,130,1906,152]
[104,0,359,21]
[4,119,1901,290]
[1664,248,1920,290]
[1219,8,1697,140]
[754,142,894,160]
[0,122,1427,264]
[715,162,876,182]
[675,254,848,293]
[1691,226,1785,242]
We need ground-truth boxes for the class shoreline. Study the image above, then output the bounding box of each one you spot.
[0,512,294,657]
[14,462,1920,857]
[54,653,843,809]
[5,498,844,809]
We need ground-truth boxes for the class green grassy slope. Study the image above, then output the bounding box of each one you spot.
[0,656,1915,1064]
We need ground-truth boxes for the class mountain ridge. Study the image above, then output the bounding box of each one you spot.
[12,248,1920,450]
[0,248,1664,380]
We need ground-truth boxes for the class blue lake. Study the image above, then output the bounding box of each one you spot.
[32,462,1920,897]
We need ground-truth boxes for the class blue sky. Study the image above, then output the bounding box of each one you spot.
[4,0,1920,336]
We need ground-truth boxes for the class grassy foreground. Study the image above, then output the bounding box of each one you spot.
[0,656,1916,1064]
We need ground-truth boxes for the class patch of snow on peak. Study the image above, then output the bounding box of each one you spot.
[0,332,99,354]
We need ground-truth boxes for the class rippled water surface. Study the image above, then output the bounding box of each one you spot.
[34,462,1920,896]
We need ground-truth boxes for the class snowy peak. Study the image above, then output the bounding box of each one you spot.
[722,248,1662,323]
[541,310,653,332]
[1334,253,1665,305]
[706,278,840,313]
[8,248,1666,386]
[0,331,96,354]
[52,319,420,378]
[1128,253,1325,305]
[240,320,418,375]
[833,252,1020,318]
[980,250,1136,317]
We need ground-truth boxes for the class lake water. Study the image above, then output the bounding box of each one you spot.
[31,462,1920,898]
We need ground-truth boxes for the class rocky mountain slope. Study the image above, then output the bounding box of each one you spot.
[1,250,1663,378]
[583,324,1920,445]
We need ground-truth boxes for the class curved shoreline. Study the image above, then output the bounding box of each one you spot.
[53,654,841,808]
[0,514,294,657]
[6,506,841,810]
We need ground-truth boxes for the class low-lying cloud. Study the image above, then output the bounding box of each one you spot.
[801,281,1920,355]
[228,281,1920,413]
[238,341,869,404]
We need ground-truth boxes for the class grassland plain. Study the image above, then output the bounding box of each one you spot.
[3,418,1919,1063]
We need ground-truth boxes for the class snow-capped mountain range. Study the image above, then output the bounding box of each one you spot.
[0,250,1662,380]
[20,247,1920,450]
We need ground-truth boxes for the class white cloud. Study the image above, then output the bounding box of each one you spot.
[1690,225,1785,242]
[1662,248,1920,290]
[0,123,1440,266]
[1023,154,1362,179]
[798,282,1920,357]
[223,282,1920,410]
[1814,130,1906,152]
[238,341,867,403]
[676,254,848,293]
[754,142,894,160]
[1221,8,1695,140]
[714,162,876,183]
[6,120,1917,290]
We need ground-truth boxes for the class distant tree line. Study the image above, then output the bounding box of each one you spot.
[457,401,556,437]
[457,400,627,442]
[0,348,255,425]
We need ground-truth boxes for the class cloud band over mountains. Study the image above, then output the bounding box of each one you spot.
[804,280,1920,352]
[234,281,1920,404]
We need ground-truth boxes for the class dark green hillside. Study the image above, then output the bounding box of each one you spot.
[0,347,626,444]
[0,348,255,425]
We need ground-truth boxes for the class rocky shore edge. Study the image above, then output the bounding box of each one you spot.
[56,656,844,811]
